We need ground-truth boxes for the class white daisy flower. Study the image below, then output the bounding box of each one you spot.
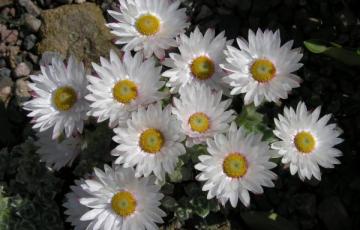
[79,165,166,230]
[23,56,88,139]
[86,50,166,127]
[221,29,303,106]
[107,0,189,59]
[63,178,92,230]
[112,102,186,180]
[172,83,235,147]
[162,27,232,93]
[35,130,81,171]
[271,101,343,181]
[195,123,277,207]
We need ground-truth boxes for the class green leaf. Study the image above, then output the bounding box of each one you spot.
[168,169,182,183]
[208,199,220,212]
[329,42,342,48]
[168,160,185,183]
[178,196,192,208]
[160,87,172,107]
[235,105,275,140]
[74,122,113,176]
[241,211,298,230]
[0,187,10,227]
[180,164,193,181]
[179,151,192,164]
[175,206,192,221]
[190,196,210,218]
[304,40,360,66]
[236,105,263,129]
[234,105,277,143]
[324,47,360,66]
[0,139,64,229]
[161,183,174,195]
[304,40,329,53]
[184,182,202,197]
[168,158,193,183]
[259,126,276,142]
[161,196,178,211]
[186,144,207,163]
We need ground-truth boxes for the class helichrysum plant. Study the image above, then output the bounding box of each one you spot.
[14,0,344,229]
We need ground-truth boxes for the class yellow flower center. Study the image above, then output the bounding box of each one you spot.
[294,131,316,154]
[113,80,138,104]
[111,191,137,217]
[139,128,164,154]
[250,59,276,83]
[223,153,248,178]
[188,112,210,133]
[190,56,215,80]
[52,86,77,111]
[135,14,160,36]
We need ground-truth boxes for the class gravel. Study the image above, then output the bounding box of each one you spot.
[0,67,11,78]
[14,62,31,78]
[18,0,41,16]
[23,34,37,50]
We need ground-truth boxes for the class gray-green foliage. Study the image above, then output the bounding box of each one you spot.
[236,105,276,142]
[160,144,217,228]
[0,108,291,230]
[156,108,284,229]
[0,187,10,230]
[72,121,114,177]
[156,105,299,229]
[0,121,120,230]
[0,139,64,230]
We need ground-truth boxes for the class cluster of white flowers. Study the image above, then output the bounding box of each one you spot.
[23,0,344,229]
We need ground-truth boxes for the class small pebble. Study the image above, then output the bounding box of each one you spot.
[18,0,41,17]
[15,78,31,102]
[14,62,31,78]
[0,59,6,68]
[0,67,11,78]
[0,75,13,105]
[0,86,12,105]
[9,7,16,17]
[0,25,18,45]
[23,34,37,50]
[24,14,42,32]
[6,46,20,68]
[27,52,39,64]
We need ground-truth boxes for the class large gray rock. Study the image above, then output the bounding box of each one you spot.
[37,2,118,68]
